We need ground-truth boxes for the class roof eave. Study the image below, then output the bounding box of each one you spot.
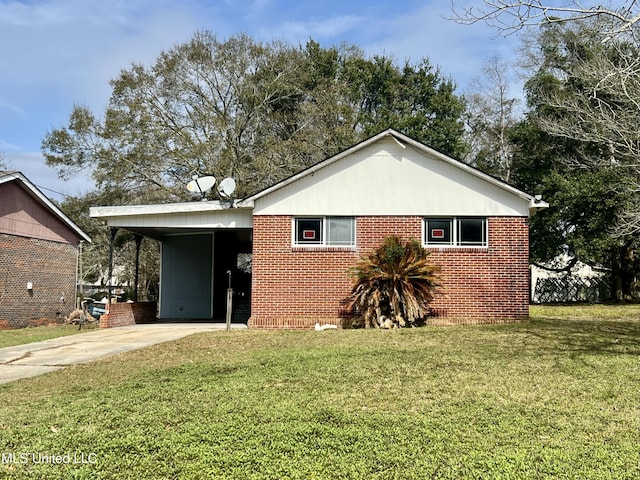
[0,171,92,243]
[90,199,253,219]
[528,198,550,214]
[242,128,542,207]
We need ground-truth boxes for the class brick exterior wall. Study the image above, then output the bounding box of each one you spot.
[249,216,529,329]
[0,233,77,329]
[99,302,157,328]
[427,217,530,322]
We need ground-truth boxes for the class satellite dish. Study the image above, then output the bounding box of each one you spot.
[187,175,216,194]
[218,177,237,198]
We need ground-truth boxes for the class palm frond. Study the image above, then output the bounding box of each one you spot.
[348,236,441,328]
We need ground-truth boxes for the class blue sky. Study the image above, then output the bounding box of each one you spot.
[0,0,518,201]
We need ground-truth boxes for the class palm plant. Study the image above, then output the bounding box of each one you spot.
[348,236,441,328]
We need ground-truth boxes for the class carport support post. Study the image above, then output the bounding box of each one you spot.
[134,234,143,302]
[108,227,118,303]
[226,270,233,331]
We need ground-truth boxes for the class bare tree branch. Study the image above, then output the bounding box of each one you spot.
[449,1,640,40]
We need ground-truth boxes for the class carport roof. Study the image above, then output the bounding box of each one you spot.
[90,200,253,240]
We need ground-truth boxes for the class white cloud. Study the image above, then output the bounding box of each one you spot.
[0,139,22,152]
[275,14,366,39]
[359,3,519,92]
[0,0,214,113]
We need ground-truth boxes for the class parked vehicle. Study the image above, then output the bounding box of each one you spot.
[84,299,107,320]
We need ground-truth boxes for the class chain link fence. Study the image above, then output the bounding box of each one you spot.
[532,275,611,303]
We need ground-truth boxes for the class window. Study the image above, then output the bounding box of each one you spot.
[294,217,355,246]
[296,218,323,244]
[424,217,487,247]
[327,217,355,246]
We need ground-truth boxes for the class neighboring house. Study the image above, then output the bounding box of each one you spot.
[90,129,548,328]
[0,172,91,328]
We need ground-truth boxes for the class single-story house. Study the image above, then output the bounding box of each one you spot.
[0,171,91,328]
[90,129,548,328]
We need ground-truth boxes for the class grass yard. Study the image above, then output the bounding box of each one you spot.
[0,305,639,479]
[0,324,93,349]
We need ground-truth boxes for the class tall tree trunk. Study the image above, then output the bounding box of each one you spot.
[610,244,637,301]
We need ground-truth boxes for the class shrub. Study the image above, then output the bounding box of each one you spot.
[348,236,441,328]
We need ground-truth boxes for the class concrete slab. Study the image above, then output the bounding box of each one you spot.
[0,322,247,385]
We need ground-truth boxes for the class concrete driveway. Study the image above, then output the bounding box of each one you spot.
[0,323,247,385]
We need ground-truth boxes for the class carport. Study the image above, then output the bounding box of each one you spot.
[90,201,253,323]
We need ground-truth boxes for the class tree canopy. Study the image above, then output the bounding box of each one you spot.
[43,32,466,205]
[506,14,640,299]
[451,2,640,299]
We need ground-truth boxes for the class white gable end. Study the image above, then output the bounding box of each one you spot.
[252,137,530,217]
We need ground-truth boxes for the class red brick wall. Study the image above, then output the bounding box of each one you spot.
[249,216,530,329]
[0,234,77,329]
[427,217,530,322]
[99,302,157,328]
[250,216,356,329]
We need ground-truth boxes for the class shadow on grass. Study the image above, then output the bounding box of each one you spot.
[525,316,640,356]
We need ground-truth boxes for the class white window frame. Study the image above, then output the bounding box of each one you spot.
[423,217,488,248]
[293,216,356,247]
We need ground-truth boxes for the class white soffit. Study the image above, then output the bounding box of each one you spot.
[90,201,253,229]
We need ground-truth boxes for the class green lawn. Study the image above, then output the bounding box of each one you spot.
[0,305,639,479]
[0,324,93,348]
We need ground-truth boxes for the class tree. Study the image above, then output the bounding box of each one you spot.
[43,32,467,203]
[528,33,640,236]
[451,2,640,299]
[57,191,161,302]
[509,20,640,299]
[0,152,9,171]
[450,1,640,40]
[348,236,441,329]
[44,32,314,201]
[463,56,521,181]
[343,56,467,158]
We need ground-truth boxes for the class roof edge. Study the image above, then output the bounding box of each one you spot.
[243,129,395,203]
[242,128,544,207]
[90,200,253,219]
[386,130,538,202]
[0,171,92,243]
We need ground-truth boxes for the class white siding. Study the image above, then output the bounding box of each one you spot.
[91,204,253,229]
[253,138,530,216]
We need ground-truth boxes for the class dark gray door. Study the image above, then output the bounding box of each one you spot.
[160,234,213,319]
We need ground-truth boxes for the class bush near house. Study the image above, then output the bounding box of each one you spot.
[348,236,441,328]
